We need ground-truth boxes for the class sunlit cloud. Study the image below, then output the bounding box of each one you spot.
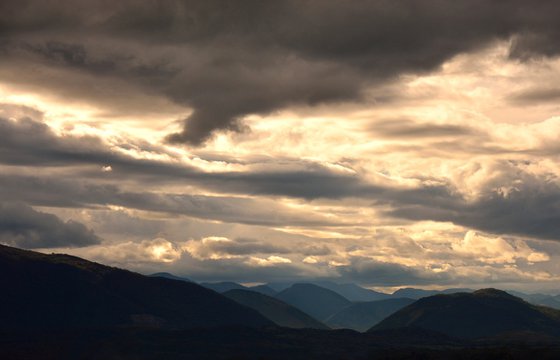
[2,1,560,291]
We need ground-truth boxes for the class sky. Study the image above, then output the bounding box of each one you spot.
[1,0,560,292]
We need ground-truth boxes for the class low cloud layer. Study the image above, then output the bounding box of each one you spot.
[0,202,100,248]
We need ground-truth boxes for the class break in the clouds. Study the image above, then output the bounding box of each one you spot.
[1,1,560,291]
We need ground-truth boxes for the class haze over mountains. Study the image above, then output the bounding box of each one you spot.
[156,270,560,332]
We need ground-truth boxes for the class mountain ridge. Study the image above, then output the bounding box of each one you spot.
[275,283,351,321]
[224,289,328,329]
[371,288,560,339]
[0,244,273,331]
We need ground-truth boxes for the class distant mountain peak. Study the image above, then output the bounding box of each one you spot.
[473,288,518,298]
[224,289,328,330]
[275,283,351,321]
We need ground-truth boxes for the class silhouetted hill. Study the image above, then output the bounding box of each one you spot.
[200,281,247,293]
[371,288,560,339]
[275,283,351,321]
[0,245,273,331]
[326,298,415,331]
[391,287,473,299]
[248,284,277,296]
[149,272,192,282]
[392,287,439,298]
[312,281,391,301]
[224,289,328,329]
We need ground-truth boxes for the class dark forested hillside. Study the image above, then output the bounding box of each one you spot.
[0,244,272,331]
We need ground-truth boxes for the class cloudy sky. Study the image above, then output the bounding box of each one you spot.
[2,0,560,292]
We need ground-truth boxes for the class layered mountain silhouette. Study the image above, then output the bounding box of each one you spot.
[275,283,351,321]
[391,287,473,299]
[3,244,560,359]
[200,281,247,293]
[507,290,560,310]
[149,272,192,282]
[326,298,415,331]
[372,289,560,339]
[224,289,328,329]
[312,281,392,301]
[0,244,272,331]
[249,284,278,297]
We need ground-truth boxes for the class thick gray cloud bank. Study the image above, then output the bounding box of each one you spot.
[0,202,101,248]
[1,114,559,241]
[1,0,560,144]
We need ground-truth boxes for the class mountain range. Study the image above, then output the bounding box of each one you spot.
[150,272,560,332]
[4,244,560,359]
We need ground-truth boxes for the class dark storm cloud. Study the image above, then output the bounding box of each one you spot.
[2,114,559,241]
[390,176,560,241]
[0,202,100,249]
[2,1,560,144]
[0,114,201,176]
[173,255,306,284]
[0,103,43,120]
[192,237,292,257]
[0,115,377,200]
[509,87,560,105]
[3,161,559,242]
[0,116,114,166]
[0,173,351,228]
[189,237,332,258]
[336,257,452,286]
[370,119,477,138]
[386,159,560,241]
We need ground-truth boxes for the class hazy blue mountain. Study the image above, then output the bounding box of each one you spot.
[149,272,192,282]
[326,298,415,331]
[506,290,560,310]
[371,289,560,339]
[266,282,295,292]
[275,283,351,321]
[0,244,273,331]
[535,296,560,310]
[201,281,247,293]
[391,288,440,299]
[312,281,392,301]
[224,289,328,329]
[249,284,278,297]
